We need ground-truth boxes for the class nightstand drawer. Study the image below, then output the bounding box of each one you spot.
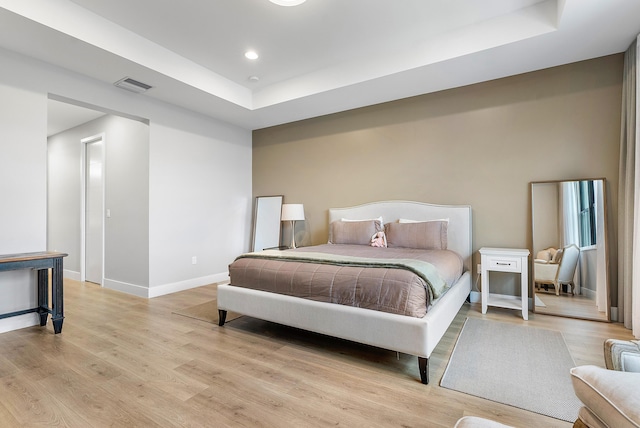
[488,257,521,272]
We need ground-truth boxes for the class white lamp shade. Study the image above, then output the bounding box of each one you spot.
[269,0,306,6]
[281,204,305,221]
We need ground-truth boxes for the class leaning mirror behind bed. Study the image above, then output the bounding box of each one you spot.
[219,201,472,384]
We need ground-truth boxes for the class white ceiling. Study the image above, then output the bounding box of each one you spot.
[1,0,639,131]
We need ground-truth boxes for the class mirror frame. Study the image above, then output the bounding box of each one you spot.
[251,195,284,252]
[530,178,611,322]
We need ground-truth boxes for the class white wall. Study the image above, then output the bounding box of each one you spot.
[0,84,47,332]
[0,46,252,331]
[148,120,252,296]
[47,125,82,274]
[104,116,151,289]
[48,114,151,288]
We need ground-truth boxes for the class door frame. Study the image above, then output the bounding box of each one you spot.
[80,133,106,285]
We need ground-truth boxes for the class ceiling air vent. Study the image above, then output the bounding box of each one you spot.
[114,77,152,94]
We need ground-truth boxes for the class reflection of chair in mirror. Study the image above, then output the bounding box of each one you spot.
[534,244,580,295]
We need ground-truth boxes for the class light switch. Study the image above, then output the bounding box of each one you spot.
[106,209,111,218]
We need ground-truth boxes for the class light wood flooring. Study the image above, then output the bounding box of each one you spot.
[534,289,609,321]
[0,279,634,428]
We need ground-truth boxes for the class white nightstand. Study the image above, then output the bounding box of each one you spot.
[479,247,530,320]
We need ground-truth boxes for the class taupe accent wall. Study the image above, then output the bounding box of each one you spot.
[253,54,623,297]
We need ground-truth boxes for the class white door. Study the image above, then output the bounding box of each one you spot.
[85,139,103,284]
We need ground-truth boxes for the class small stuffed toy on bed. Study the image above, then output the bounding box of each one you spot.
[370,231,387,247]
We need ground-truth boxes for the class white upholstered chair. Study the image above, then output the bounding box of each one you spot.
[570,339,640,428]
[454,416,514,428]
[534,244,580,295]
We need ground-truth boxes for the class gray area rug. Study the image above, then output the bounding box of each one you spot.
[440,317,581,422]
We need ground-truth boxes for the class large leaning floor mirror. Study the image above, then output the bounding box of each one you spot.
[251,195,284,252]
[530,179,610,321]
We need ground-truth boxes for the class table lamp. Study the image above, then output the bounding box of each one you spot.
[281,203,305,249]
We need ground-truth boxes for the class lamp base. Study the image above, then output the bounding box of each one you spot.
[290,220,297,249]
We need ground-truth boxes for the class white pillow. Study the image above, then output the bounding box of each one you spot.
[342,216,383,224]
[536,249,552,262]
[399,218,449,223]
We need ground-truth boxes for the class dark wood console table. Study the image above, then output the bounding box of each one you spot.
[0,251,68,334]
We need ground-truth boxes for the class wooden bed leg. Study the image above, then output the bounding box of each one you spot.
[218,310,227,326]
[418,357,429,384]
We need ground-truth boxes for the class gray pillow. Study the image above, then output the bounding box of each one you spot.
[385,220,448,250]
[329,220,383,245]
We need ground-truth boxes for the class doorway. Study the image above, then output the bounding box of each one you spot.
[82,134,105,285]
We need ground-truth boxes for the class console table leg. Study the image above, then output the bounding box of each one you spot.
[37,269,49,326]
[51,257,64,334]
[52,318,64,334]
[39,311,49,327]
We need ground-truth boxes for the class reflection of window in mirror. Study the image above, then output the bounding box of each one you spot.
[578,180,596,247]
[561,180,599,249]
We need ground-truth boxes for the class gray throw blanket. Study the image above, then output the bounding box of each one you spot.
[235,249,450,299]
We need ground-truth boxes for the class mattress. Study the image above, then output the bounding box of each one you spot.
[227,244,463,318]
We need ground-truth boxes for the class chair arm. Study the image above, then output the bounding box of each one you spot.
[604,339,640,372]
[571,365,640,427]
[534,262,559,282]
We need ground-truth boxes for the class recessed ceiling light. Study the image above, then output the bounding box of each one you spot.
[245,51,259,60]
[248,76,260,82]
[269,0,306,6]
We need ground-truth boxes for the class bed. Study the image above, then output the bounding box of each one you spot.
[217,200,472,384]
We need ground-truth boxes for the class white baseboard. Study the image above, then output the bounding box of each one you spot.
[64,269,81,281]
[469,291,480,303]
[103,278,150,298]
[148,272,229,298]
[581,287,597,300]
[102,272,229,298]
[0,313,39,334]
[611,306,618,322]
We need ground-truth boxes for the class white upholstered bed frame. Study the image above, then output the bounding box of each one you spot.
[217,200,472,384]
